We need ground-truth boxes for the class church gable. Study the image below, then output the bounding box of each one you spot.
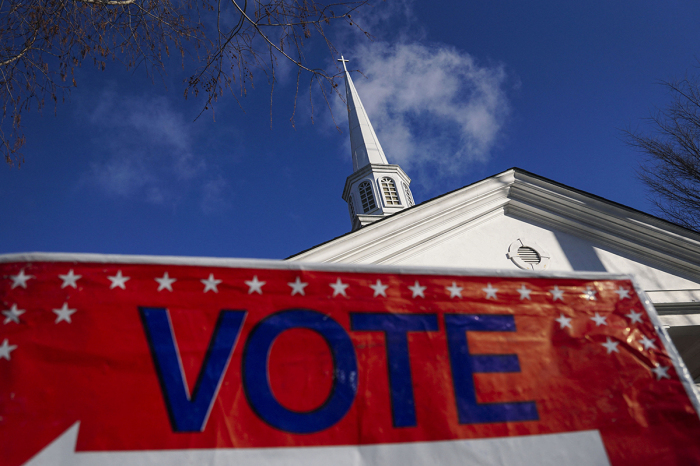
[289,168,700,304]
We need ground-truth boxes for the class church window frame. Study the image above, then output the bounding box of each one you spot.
[358,181,377,213]
[380,177,401,206]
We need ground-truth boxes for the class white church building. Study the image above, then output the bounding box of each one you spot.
[287,58,700,392]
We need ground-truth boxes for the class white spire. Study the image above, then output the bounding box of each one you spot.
[338,56,389,171]
[338,56,414,232]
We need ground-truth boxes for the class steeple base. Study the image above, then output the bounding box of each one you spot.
[352,214,387,231]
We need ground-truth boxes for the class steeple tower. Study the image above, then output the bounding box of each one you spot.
[339,56,414,231]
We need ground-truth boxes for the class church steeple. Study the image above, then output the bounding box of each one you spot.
[339,57,389,171]
[338,56,414,231]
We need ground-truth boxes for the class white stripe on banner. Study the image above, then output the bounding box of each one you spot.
[27,422,611,466]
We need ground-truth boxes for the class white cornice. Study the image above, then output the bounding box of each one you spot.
[507,172,700,280]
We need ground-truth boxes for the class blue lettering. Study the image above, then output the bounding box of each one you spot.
[444,314,538,424]
[242,309,358,434]
[140,308,246,432]
[350,313,438,427]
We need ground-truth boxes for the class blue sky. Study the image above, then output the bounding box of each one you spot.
[2,0,700,259]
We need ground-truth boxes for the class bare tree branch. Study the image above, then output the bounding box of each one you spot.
[626,76,700,231]
[0,0,373,166]
[76,0,138,6]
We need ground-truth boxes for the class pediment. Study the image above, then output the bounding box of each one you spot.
[289,168,700,302]
[294,169,697,264]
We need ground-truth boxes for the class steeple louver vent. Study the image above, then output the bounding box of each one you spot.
[381,177,400,206]
[403,183,414,206]
[348,195,356,218]
[517,246,541,264]
[358,181,376,213]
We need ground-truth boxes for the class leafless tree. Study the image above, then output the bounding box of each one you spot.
[0,0,370,166]
[626,77,700,231]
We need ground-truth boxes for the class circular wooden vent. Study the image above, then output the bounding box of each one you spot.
[507,239,550,270]
[517,246,541,265]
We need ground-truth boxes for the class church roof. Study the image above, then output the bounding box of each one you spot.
[287,168,700,276]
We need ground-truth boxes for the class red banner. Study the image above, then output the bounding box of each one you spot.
[1,255,699,465]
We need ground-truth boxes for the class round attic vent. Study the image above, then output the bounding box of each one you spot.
[507,239,550,271]
[517,246,541,265]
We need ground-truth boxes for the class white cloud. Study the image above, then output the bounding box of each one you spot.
[84,91,227,212]
[90,157,152,198]
[335,41,512,188]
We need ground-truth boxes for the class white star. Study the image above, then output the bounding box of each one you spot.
[107,270,130,290]
[583,287,597,301]
[53,303,77,324]
[517,284,532,300]
[555,313,572,329]
[0,339,17,360]
[601,337,620,354]
[549,286,564,301]
[59,269,82,289]
[482,283,498,300]
[201,274,222,293]
[369,280,388,297]
[614,286,630,300]
[288,277,308,296]
[2,304,25,324]
[625,310,643,325]
[245,276,265,295]
[408,281,426,298]
[330,278,349,297]
[155,272,176,292]
[639,335,657,351]
[9,269,33,289]
[651,364,670,380]
[446,282,463,298]
[590,312,608,326]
